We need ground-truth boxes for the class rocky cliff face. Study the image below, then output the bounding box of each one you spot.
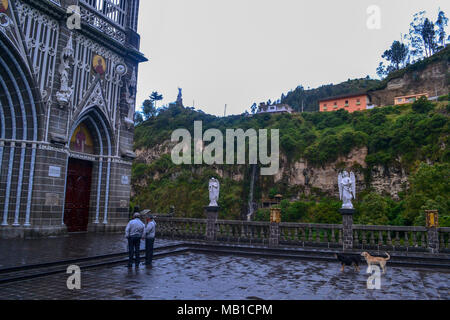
[273,147,408,200]
[369,58,449,106]
[135,143,409,201]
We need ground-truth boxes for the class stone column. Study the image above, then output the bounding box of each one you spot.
[340,208,355,251]
[269,208,281,247]
[205,206,219,242]
[426,210,439,254]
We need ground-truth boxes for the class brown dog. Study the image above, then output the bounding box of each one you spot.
[361,252,390,273]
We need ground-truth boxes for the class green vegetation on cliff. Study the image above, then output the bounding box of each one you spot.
[132,97,449,226]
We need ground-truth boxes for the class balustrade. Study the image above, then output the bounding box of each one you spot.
[152,217,447,254]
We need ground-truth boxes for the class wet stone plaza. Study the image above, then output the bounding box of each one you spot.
[0,237,449,300]
[0,233,180,269]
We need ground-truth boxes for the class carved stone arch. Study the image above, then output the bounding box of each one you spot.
[69,106,115,157]
[0,32,45,141]
[0,31,45,227]
[71,79,114,135]
[0,1,32,77]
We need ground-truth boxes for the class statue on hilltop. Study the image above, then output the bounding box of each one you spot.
[176,87,183,107]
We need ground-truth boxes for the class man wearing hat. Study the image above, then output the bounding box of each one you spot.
[125,210,145,268]
[142,214,157,267]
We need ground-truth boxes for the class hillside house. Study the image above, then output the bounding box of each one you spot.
[319,93,375,113]
[257,103,294,114]
[394,93,429,105]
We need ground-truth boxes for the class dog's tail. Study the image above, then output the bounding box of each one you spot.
[384,252,391,260]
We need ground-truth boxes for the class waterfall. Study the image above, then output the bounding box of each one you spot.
[247,164,257,221]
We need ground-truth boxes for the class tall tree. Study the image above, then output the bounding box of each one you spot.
[142,99,157,120]
[376,40,409,77]
[407,11,427,61]
[134,112,144,125]
[250,103,257,114]
[382,40,409,70]
[149,91,163,108]
[421,18,437,57]
[436,10,448,48]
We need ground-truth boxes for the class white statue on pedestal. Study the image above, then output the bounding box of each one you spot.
[338,171,356,209]
[208,178,220,207]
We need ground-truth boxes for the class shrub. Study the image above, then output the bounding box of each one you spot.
[412,96,434,113]
[356,193,390,225]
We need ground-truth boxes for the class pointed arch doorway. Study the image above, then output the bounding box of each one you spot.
[64,123,95,232]
[64,159,93,232]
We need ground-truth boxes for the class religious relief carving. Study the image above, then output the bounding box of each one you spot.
[92,54,106,76]
[0,0,8,13]
[0,0,12,33]
[0,12,12,32]
[56,33,74,108]
[124,67,137,130]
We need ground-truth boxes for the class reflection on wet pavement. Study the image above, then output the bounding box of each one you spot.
[0,233,181,268]
[0,253,448,300]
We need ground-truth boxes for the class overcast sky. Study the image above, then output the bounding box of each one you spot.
[136,0,450,116]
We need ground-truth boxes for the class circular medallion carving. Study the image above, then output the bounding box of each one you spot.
[115,63,127,76]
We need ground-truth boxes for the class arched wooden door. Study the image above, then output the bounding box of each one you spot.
[64,158,93,232]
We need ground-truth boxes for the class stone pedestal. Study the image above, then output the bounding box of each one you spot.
[205,206,219,241]
[269,208,281,247]
[427,228,439,253]
[426,210,439,253]
[340,208,355,251]
[269,223,280,247]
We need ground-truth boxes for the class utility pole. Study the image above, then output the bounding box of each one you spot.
[224,104,227,117]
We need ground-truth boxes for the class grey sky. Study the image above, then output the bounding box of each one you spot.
[136,0,449,116]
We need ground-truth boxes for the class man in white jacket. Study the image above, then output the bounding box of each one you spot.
[125,212,145,268]
[143,215,157,267]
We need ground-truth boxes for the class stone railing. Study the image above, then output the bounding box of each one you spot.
[156,217,206,241]
[279,223,343,248]
[438,227,450,252]
[215,220,271,245]
[352,225,429,252]
[153,213,449,254]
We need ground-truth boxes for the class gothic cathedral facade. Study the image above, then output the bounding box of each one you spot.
[0,0,146,238]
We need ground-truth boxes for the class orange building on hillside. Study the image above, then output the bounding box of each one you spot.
[319,93,372,113]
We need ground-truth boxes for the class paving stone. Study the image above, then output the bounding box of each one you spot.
[0,233,181,268]
[0,252,448,300]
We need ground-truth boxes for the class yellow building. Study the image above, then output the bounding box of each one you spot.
[394,93,429,105]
